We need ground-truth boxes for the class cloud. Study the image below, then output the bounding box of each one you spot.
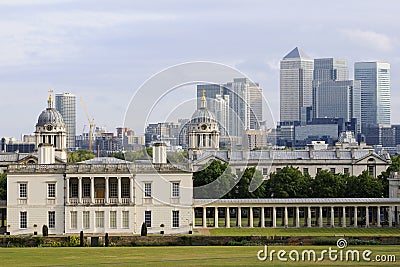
[342,29,394,52]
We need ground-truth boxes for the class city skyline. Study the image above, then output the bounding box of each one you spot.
[1,1,399,137]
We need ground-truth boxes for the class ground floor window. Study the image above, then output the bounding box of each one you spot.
[83,211,90,229]
[20,211,27,229]
[145,211,151,227]
[172,210,179,228]
[48,211,55,229]
[70,211,77,229]
[110,211,117,228]
[95,211,104,228]
[122,211,129,228]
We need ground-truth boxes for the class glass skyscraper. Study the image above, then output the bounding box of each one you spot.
[280,47,314,122]
[354,62,391,127]
[55,93,76,149]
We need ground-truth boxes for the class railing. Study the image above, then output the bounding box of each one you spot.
[95,198,105,204]
[69,198,78,205]
[109,198,118,204]
[18,199,27,205]
[47,199,55,205]
[121,198,131,204]
[82,198,91,205]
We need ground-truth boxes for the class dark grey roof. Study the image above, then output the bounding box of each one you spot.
[36,108,65,127]
[283,47,311,60]
[0,152,31,163]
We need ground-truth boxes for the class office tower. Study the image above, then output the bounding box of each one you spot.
[55,93,76,149]
[280,47,314,122]
[314,58,348,81]
[355,62,391,127]
[312,80,361,132]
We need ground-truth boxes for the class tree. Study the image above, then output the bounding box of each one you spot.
[311,170,346,198]
[266,167,311,198]
[108,151,125,160]
[0,173,6,200]
[345,171,384,198]
[67,150,95,163]
[227,167,266,199]
[378,154,400,197]
[141,222,147,236]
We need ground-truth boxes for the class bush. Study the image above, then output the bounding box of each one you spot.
[141,222,147,236]
[42,225,48,237]
[105,233,109,247]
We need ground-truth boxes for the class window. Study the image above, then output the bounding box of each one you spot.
[172,182,180,197]
[236,168,241,175]
[70,211,77,229]
[110,211,117,228]
[110,182,117,198]
[83,182,90,198]
[19,183,27,198]
[330,168,335,174]
[122,211,129,228]
[303,168,309,175]
[317,168,322,174]
[20,211,27,229]
[144,183,152,197]
[262,168,268,175]
[344,168,349,174]
[95,211,104,228]
[48,211,55,229]
[172,210,179,228]
[71,183,78,198]
[145,211,151,227]
[368,165,375,177]
[48,183,56,198]
[121,182,130,198]
[83,211,90,229]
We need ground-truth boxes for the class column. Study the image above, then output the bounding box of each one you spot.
[249,207,254,228]
[342,207,346,227]
[66,177,70,204]
[214,207,219,228]
[238,207,242,227]
[193,208,196,228]
[319,207,323,227]
[272,207,277,228]
[90,177,95,203]
[389,206,393,227]
[377,206,381,227]
[295,207,300,228]
[284,207,288,227]
[365,206,369,227]
[226,207,230,228]
[354,207,358,227]
[130,177,134,204]
[105,177,109,204]
[203,207,207,228]
[261,207,265,228]
[330,207,335,227]
[307,206,312,227]
[117,177,122,204]
[78,177,82,204]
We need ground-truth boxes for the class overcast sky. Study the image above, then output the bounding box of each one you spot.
[1,0,399,137]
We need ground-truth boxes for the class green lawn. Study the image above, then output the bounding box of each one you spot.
[210,227,400,236]
[0,246,398,266]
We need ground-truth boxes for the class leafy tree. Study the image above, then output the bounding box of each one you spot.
[345,171,384,198]
[311,170,346,198]
[67,150,95,163]
[108,151,125,160]
[0,173,6,200]
[378,154,400,197]
[228,167,266,199]
[266,167,311,198]
[141,222,147,236]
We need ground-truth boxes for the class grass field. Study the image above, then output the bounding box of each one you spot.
[209,227,400,237]
[0,246,399,266]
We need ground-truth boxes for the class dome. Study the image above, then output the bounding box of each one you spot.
[190,90,217,124]
[36,107,65,127]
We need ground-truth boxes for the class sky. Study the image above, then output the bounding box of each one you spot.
[1,0,399,137]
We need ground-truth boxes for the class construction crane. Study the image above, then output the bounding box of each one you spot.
[80,96,95,152]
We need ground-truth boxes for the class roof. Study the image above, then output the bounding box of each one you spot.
[0,152,31,163]
[36,107,65,127]
[79,157,132,164]
[283,47,311,60]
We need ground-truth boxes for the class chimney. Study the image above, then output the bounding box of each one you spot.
[152,142,167,164]
[38,143,55,164]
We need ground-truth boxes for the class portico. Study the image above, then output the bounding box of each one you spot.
[193,198,400,228]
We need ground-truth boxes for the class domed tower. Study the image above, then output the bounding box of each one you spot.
[188,90,219,160]
[35,90,67,162]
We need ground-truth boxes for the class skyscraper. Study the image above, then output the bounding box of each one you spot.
[55,93,76,149]
[280,47,314,122]
[312,58,361,132]
[354,62,391,127]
